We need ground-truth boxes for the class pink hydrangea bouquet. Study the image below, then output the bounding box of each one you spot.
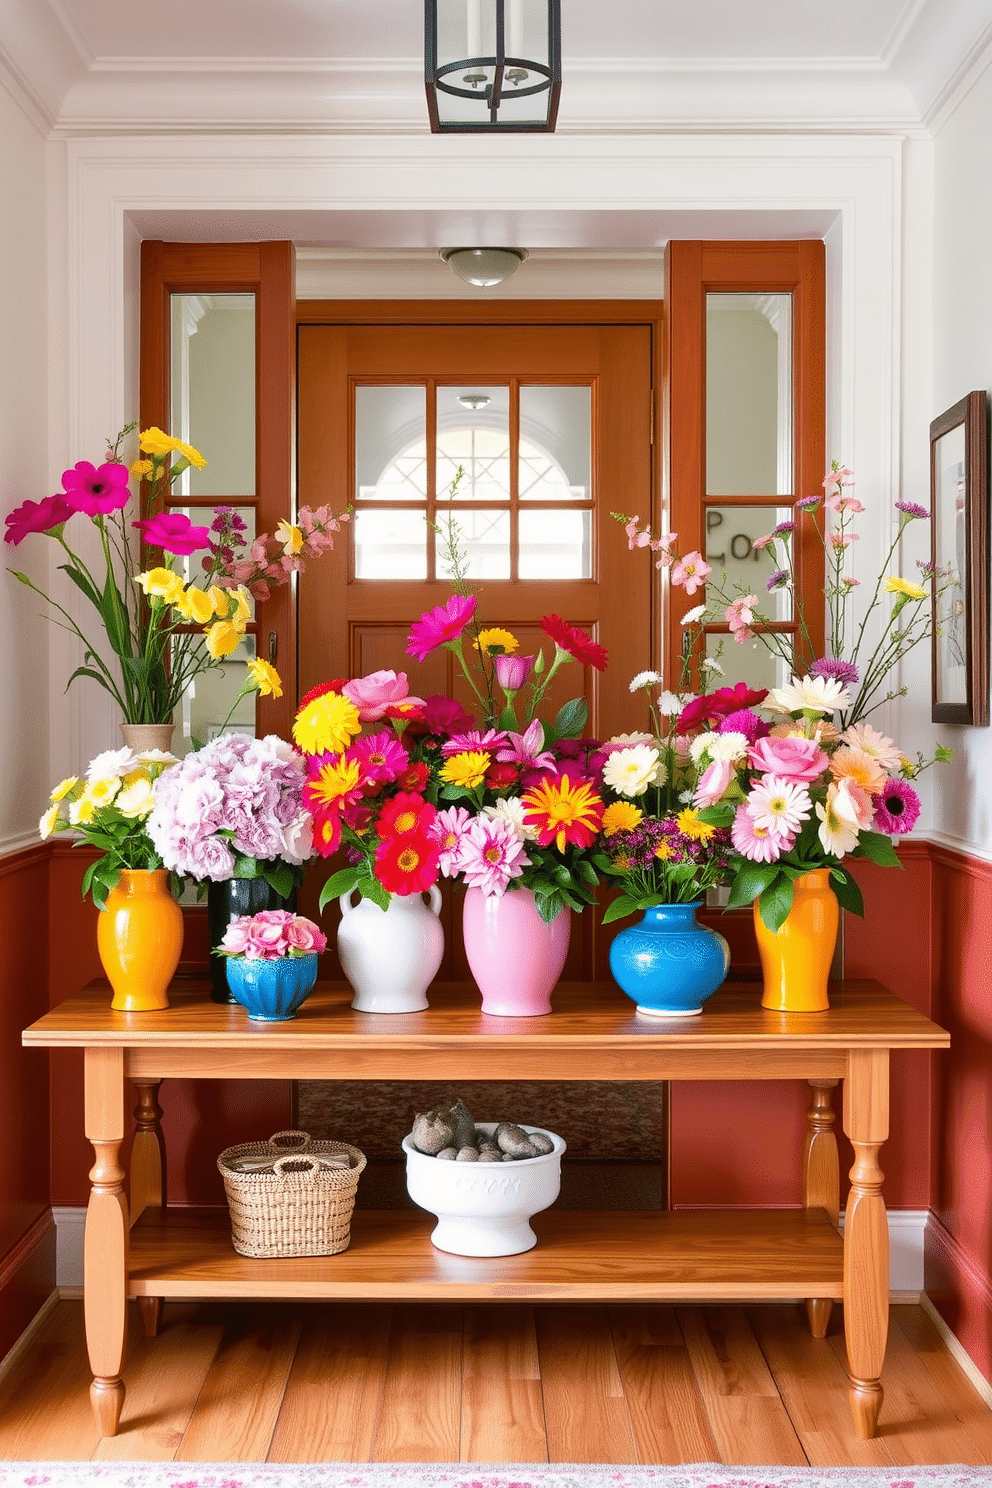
[215,910,327,961]
[147,733,313,897]
[4,422,346,726]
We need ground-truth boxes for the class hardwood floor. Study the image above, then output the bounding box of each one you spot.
[0,1298,990,1465]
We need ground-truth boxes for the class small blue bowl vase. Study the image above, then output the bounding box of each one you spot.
[608,901,730,1017]
[225,954,319,1022]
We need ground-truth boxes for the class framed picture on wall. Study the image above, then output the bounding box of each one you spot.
[930,390,990,726]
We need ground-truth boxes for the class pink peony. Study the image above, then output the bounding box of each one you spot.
[342,670,423,722]
[133,511,212,555]
[406,594,477,662]
[4,494,75,545]
[747,734,829,783]
[61,461,130,517]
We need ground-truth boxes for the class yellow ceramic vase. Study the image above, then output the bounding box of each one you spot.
[97,869,183,1012]
[753,868,838,1013]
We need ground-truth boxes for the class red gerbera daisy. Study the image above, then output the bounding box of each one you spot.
[298,678,348,711]
[375,831,441,896]
[376,790,436,839]
[397,760,430,792]
[540,614,608,672]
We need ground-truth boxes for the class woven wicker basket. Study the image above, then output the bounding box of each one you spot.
[217,1129,367,1258]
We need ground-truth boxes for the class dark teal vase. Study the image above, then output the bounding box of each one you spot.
[608,901,730,1017]
[207,877,298,1004]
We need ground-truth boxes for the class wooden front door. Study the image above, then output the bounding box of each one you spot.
[297,310,658,977]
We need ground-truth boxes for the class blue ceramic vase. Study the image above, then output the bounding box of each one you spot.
[608,901,730,1017]
[225,954,319,1022]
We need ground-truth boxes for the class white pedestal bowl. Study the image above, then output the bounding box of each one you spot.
[402,1122,566,1257]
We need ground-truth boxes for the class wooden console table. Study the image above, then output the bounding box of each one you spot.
[23,977,948,1442]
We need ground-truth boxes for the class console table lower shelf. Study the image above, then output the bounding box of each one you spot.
[129,1205,845,1301]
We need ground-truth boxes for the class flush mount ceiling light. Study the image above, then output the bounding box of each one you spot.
[441,247,528,286]
[458,393,492,409]
[425,0,561,133]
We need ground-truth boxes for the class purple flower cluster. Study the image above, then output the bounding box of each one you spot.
[147,734,313,881]
[810,656,860,687]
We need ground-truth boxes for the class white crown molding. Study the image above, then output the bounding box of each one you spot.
[0,40,56,134]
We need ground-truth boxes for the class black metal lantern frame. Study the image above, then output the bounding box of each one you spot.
[425,0,561,133]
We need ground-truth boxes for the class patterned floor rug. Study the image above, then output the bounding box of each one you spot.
[1,1466,990,1488]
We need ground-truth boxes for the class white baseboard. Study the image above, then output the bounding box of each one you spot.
[920,1293,992,1408]
[51,1204,931,1296]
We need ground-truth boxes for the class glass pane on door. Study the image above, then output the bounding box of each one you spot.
[169,293,255,498]
[519,386,591,501]
[706,293,792,497]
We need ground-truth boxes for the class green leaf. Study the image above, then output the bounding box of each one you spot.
[697,805,735,828]
[574,857,600,886]
[64,665,114,697]
[439,783,471,802]
[318,865,362,912]
[855,829,903,868]
[829,868,864,918]
[262,862,295,900]
[554,697,588,740]
[360,876,391,913]
[9,570,32,586]
[80,859,99,899]
[757,875,796,933]
[725,861,779,910]
[231,854,263,879]
[57,562,101,608]
[534,889,565,923]
[602,893,642,924]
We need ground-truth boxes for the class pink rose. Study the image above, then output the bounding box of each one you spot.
[747,734,829,783]
[342,669,425,723]
[694,757,734,808]
[286,917,327,954]
[219,916,253,955]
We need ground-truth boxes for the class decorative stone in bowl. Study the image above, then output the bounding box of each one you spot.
[402,1122,565,1257]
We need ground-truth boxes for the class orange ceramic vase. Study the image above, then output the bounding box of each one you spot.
[96,869,183,1012]
[753,868,838,1013]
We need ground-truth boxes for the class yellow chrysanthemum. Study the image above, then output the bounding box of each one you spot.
[175,585,214,624]
[247,658,283,699]
[130,459,154,479]
[135,567,185,605]
[207,584,232,618]
[676,808,716,843]
[115,779,155,819]
[50,776,80,803]
[306,757,362,809]
[885,576,927,601]
[204,620,242,659]
[277,519,304,555]
[137,427,206,469]
[173,438,206,470]
[475,627,520,656]
[440,751,490,790]
[39,804,61,839]
[88,777,122,809]
[293,691,362,756]
[601,801,643,838]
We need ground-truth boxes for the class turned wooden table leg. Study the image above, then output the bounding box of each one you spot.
[804,1078,840,1338]
[843,1048,889,1439]
[84,1047,129,1437]
[132,1079,165,1337]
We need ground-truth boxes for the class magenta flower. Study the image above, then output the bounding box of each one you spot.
[133,511,212,554]
[795,494,820,510]
[872,778,921,835]
[811,657,860,687]
[347,730,409,788]
[406,594,477,662]
[718,709,767,743]
[4,494,75,546]
[895,501,929,520]
[408,694,475,738]
[61,461,131,517]
[494,652,535,691]
[441,728,508,758]
[497,720,556,771]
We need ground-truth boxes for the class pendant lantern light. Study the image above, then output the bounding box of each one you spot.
[425,0,561,133]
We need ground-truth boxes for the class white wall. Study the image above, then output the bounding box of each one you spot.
[0,84,50,849]
[930,60,992,853]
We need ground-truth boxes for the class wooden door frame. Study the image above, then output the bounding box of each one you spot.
[295,298,665,679]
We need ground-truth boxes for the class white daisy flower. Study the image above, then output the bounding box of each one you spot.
[657,691,684,716]
[689,730,720,764]
[708,731,749,763]
[765,675,853,716]
[629,670,662,692]
[483,796,540,842]
[602,744,660,798]
[86,747,137,782]
[701,657,724,676]
[605,731,655,748]
[680,604,707,626]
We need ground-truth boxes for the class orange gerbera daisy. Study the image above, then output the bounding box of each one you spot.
[521,775,605,853]
[829,745,887,796]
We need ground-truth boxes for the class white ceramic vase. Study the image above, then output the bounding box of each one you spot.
[403,1122,566,1256]
[337,886,444,1013]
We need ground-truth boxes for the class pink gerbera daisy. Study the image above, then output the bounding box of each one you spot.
[746,775,812,838]
[406,594,477,662]
[428,805,474,877]
[457,817,531,897]
[441,728,508,758]
[872,778,921,835]
[347,730,409,789]
[731,805,787,863]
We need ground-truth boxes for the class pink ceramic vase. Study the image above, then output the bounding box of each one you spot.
[462,886,570,1016]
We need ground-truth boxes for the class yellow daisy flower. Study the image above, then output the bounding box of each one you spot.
[87,777,122,809]
[69,794,96,826]
[247,658,283,698]
[676,808,716,843]
[654,841,674,861]
[307,757,362,808]
[204,620,242,659]
[50,776,81,803]
[175,585,214,624]
[884,576,927,601]
[293,692,362,756]
[115,779,156,819]
[440,751,491,790]
[39,804,62,839]
[601,801,644,837]
[277,519,304,555]
[475,627,520,656]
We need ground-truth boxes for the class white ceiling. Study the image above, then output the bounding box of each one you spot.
[2,0,991,136]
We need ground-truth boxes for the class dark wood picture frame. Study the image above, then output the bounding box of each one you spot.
[930,390,990,726]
